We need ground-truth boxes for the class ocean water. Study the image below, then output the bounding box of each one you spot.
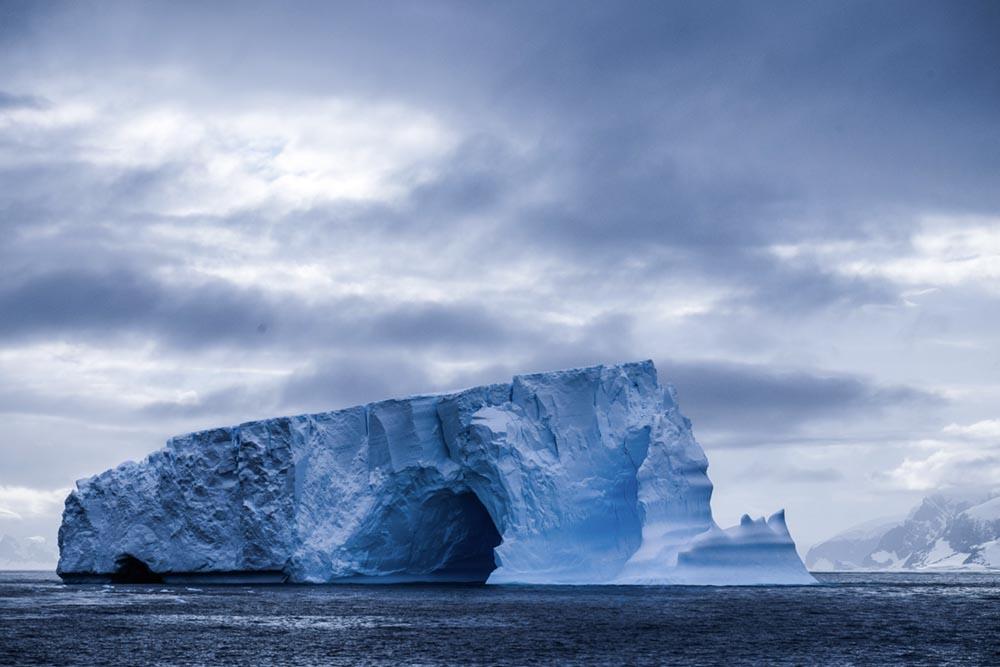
[2,571,999,666]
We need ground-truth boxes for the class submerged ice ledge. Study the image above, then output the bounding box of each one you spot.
[57,360,814,585]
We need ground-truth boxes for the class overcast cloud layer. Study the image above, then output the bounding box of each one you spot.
[1,0,999,550]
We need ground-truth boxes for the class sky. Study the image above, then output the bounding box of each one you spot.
[0,0,998,553]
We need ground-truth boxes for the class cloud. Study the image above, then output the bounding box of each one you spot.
[734,462,844,484]
[0,486,70,521]
[888,447,1000,492]
[279,354,436,413]
[2,1,996,350]
[851,222,1000,290]
[0,90,455,214]
[137,384,270,422]
[0,90,49,110]
[0,266,546,355]
[942,419,1000,440]
[658,359,937,447]
[883,418,1000,491]
[771,218,1000,296]
[0,268,274,348]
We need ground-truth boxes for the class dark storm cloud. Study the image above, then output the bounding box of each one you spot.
[721,252,899,313]
[279,312,643,414]
[0,266,547,356]
[0,269,271,347]
[277,352,929,446]
[484,0,1000,297]
[279,355,437,414]
[0,0,993,381]
[365,302,512,347]
[0,91,48,110]
[288,1,1000,310]
[405,136,517,218]
[659,359,938,447]
[4,0,998,318]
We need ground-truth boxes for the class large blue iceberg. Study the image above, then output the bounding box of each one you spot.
[57,361,814,585]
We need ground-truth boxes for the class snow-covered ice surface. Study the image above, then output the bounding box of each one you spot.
[57,360,813,585]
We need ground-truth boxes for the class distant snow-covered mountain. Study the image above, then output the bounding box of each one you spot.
[807,493,1000,571]
[0,534,59,570]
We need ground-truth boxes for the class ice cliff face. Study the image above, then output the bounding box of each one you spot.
[58,361,814,585]
[807,493,1000,571]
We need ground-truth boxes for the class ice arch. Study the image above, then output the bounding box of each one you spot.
[331,488,502,583]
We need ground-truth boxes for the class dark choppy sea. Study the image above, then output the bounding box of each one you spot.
[2,571,999,666]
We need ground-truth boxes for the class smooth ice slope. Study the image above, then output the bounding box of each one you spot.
[58,361,814,585]
[670,511,815,584]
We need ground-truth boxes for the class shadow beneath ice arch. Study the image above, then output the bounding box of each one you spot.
[418,489,503,582]
[331,488,504,584]
[110,555,164,584]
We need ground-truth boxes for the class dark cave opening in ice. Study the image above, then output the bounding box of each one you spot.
[111,555,163,584]
[422,490,503,581]
[359,488,503,583]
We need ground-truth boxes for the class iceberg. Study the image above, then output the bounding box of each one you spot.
[57,360,814,585]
